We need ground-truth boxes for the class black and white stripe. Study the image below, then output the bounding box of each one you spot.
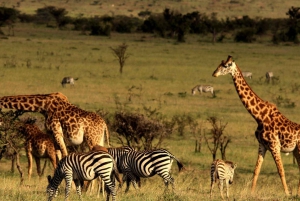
[107,146,141,191]
[210,159,237,199]
[116,148,184,192]
[61,77,78,87]
[46,151,120,201]
[265,71,273,83]
[191,85,214,95]
[242,71,252,79]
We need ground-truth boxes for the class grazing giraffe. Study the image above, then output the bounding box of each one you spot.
[0,92,110,158]
[212,55,300,195]
[17,118,58,180]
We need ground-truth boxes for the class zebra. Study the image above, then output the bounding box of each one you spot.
[61,77,79,87]
[191,85,214,96]
[117,148,184,192]
[46,150,121,201]
[107,146,142,191]
[210,159,237,199]
[242,71,252,79]
[265,71,273,83]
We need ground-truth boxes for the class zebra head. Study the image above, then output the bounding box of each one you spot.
[46,175,59,201]
[228,163,237,185]
[212,55,238,77]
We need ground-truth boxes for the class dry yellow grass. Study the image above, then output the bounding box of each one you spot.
[0,0,298,19]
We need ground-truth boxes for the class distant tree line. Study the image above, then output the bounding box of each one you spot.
[1,6,300,43]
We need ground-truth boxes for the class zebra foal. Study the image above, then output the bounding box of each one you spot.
[46,151,121,201]
[119,148,184,192]
[210,159,237,199]
[191,85,214,96]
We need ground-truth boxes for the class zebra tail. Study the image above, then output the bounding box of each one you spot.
[171,155,184,172]
[176,160,185,172]
[113,161,122,186]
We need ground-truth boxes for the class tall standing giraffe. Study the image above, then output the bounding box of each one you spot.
[0,92,110,158]
[212,55,300,196]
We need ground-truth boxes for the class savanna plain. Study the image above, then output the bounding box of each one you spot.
[1,1,300,201]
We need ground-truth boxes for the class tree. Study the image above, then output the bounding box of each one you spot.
[112,111,173,150]
[204,13,225,44]
[36,6,68,29]
[0,7,19,35]
[204,116,230,161]
[0,110,25,184]
[110,43,129,74]
[286,6,300,43]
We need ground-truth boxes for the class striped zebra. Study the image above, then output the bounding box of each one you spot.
[242,71,252,79]
[46,150,121,201]
[117,148,184,192]
[107,146,142,191]
[210,159,237,199]
[265,71,273,83]
[191,85,214,95]
[61,77,79,87]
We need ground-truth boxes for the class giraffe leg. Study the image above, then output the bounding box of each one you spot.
[34,157,42,177]
[269,145,290,195]
[251,143,266,194]
[293,145,300,196]
[27,150,33,180]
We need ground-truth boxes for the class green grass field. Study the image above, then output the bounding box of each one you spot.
[1,1,300,200]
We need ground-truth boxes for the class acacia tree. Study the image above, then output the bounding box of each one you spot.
[0,110,24,184]
[286,6,300,43]
[204,116,230,160]
[112,111,174,150]
[110,43,130,74]
[0,7,19,35]
[36,6,68,29]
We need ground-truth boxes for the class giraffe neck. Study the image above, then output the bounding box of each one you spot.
[0,94,49,112]
[231,65,269,123]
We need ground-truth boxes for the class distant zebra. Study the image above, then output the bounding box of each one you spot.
[61,77,79,87]
[265,71,273,83]
[118,148,184,192]
[210,159,237,199]
[191,85,214,95]
[46,151,121,201]
[242,71,252,79]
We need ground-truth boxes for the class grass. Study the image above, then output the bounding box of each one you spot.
[1,0,299,19]
[1,20,300,200]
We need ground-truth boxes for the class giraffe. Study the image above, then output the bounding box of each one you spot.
[0,92,110,158]
[212,55,300,196]
[16,118,58,180]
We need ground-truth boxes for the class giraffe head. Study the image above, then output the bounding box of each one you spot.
[212,55,238,77]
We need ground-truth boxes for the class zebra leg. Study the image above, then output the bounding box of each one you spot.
[219,180,224,200]
[210,181,214,198]
[225,179,230,199]
[64,174,73,201]
[124,173,139,193]
[74,179,83,201]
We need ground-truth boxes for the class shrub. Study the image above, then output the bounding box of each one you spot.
[234,28,256,42]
